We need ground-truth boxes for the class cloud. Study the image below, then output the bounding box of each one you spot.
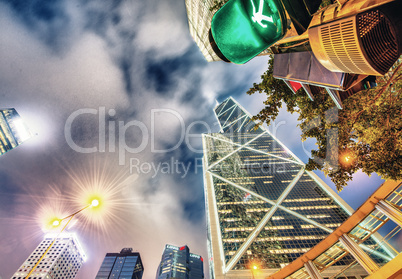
[0,0,79,53]
[0,4,128,110]
[135,0,193,59]
[0,0,226,278]
[0,0,342,278]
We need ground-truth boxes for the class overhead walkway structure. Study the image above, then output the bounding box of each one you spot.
[267,180,402,279]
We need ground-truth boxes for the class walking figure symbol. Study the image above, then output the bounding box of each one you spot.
[251,0,273,28]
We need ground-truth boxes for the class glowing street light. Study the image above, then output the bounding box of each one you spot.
[250,262,259,279]
[52,219,61,227]
[25,199,101,279]
[340,151,355,167]
[91,199,100,207]
[47,198,101,231]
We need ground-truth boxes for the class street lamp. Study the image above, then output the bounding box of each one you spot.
[91,199,100,207]
[251,263,259,279]
[25,199,100,279]
[52,219,61,227]
[340,151,354,167]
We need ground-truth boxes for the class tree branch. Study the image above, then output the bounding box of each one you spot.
[372,62,402,102]
[349,62,402,125]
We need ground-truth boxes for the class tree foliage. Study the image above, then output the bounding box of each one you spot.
[247,55,402,191]
[209,0,229,12]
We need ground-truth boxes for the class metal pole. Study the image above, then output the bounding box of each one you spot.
[24,203,92,279]
[25,215,75,279]
[375,200,402,228]
[339,235,379,274]
[304,260,323,279]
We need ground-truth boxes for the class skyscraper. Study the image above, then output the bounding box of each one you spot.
[184,0,220,62]
[189,253,204,279]
[11,233,86,279]
[156,244,204,279]
[202,97,394,278]
[95,248,144,279]
[0,108,32,156]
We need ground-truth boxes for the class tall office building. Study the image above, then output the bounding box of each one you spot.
[0,108,32,156]
[156,244,204,279]
[189,253,204,279]
[11,233,86,279]
[184,0,271,62]
[95,248,144,279]
[202,97,394,278]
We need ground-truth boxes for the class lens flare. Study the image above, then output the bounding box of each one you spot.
[10,156,141,250]
[341,151,354,166]
[62,157,140,241]
[39,205,70,233]
[22,185,71,234]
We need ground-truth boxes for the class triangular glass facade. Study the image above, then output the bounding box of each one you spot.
[213,175,272,264]
[203,97,393,278]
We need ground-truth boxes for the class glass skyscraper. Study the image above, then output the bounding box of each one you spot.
[202,97,394,278]
[189,253,204,279]
[11,233,86,279]
[95,248,144,279]
[156,244,204,279]
[0,108,32,156]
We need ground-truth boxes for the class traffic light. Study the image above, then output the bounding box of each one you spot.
[308,0,402,76]
[210,0,288,64]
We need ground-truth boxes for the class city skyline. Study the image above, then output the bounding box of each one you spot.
[0,0,389,279]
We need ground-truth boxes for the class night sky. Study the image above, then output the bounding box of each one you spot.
[0,0,387,278]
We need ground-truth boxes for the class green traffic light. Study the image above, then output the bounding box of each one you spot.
[211,0,288,64]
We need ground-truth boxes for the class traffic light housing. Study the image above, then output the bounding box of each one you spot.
[210,0,288,64]
[309,0,402,76]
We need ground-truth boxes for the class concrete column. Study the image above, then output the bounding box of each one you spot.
[375,200,402,228]
[304,260,323,279]
[339,234,379,274]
